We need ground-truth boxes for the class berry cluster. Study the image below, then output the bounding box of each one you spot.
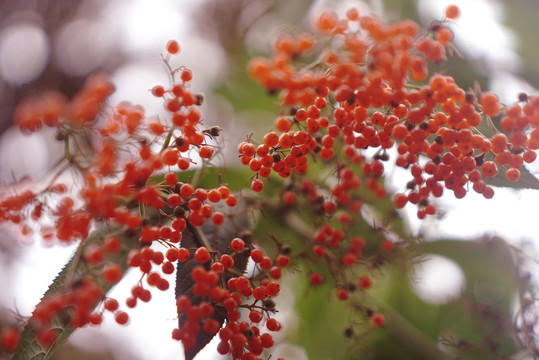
[1,4,538,360]
[237,3,539,344]
[245,6,539,219]
[0,39,290,360]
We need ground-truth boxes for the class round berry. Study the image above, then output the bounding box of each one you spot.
[166,40,180,54]
[194,247,211,263]
[251,179,264,192]
[231,237,245,252]
[371,313,385,327]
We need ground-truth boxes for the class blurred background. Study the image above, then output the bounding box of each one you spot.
[0,0,538,359]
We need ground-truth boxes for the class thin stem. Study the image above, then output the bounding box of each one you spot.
[186,222,213,252]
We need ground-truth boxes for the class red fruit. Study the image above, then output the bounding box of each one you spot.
[445,4,460,19]
[212,212,225,225]
[151,85,165,97]
[251,179,264,192]
[166,40,181,54]
[104,235,122,253]
[194,247,211,263]
[359,275,373,289]
[115,311,129,325]
[83,244,104,265]
[1,327,20,352]
[337,288,350,301]
[104,298,120,312]
[178,247,190,261]
[250,248,264,263]
[180,183,195,197]
[103,263,123,284]
[276,255,290,268]
[249,310,263,323]
[230,238,245,252]
[266,318,281,332]
[166,248,180,262]
[371,313,385,327]
[309,272,324,286]
[269,266,282,280]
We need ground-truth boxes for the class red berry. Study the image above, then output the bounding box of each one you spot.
[230,237,245,251]
[251,179,264,192]
[337,288,350,301]
[83,244,104,265]
[371,313,385,327]
[151,85,166,97]
[166,40,180,54]
[266,318,281,332]
[217,341,231,355]
[1,327,20,352]
[250,248,264,263]
[309,272,324,286]
[276,255,290,268]
[269,266,282,280]
[104,235,122,253]
[162,261,175,274]
[104,298,120,312]
[180,183,195,197]
[103,263,123,284]
[445,4,460,19]
[249,310,263,323]
[115,311,129,325]
[259,256,273,270]
[178,247,190,261]
[166,248,180,262]
[359,275,373,289]
[212,212,225,225]
[214,257,231,272]
[194,247,211,263]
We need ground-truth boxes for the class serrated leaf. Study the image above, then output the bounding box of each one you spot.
[12,226,139,360]
[176,209,249,360]
[484,164,539,190]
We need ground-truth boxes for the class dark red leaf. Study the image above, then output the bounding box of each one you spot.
[175,210,250,360]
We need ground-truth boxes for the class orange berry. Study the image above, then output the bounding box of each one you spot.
[445,4,460,19]
[194,247,211,263]
[166,40,180,54]
[523,150,537,163]
[481,161,498,177]
[251,179,264,192]
[162,148,179,166]
[199,146,213,159]
[491,133,508,153]
[480,92,500,117]
[181,69,193,82]
[151,85,165,97]
[435,27,454,46]
[346,8,359,21]
[505,167,520,182]
[318,11,339,33]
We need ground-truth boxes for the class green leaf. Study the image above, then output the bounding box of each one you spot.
[422,237,519,305]
[483,164,539,190]
[417,237,521,358]
[151,166,253,193]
